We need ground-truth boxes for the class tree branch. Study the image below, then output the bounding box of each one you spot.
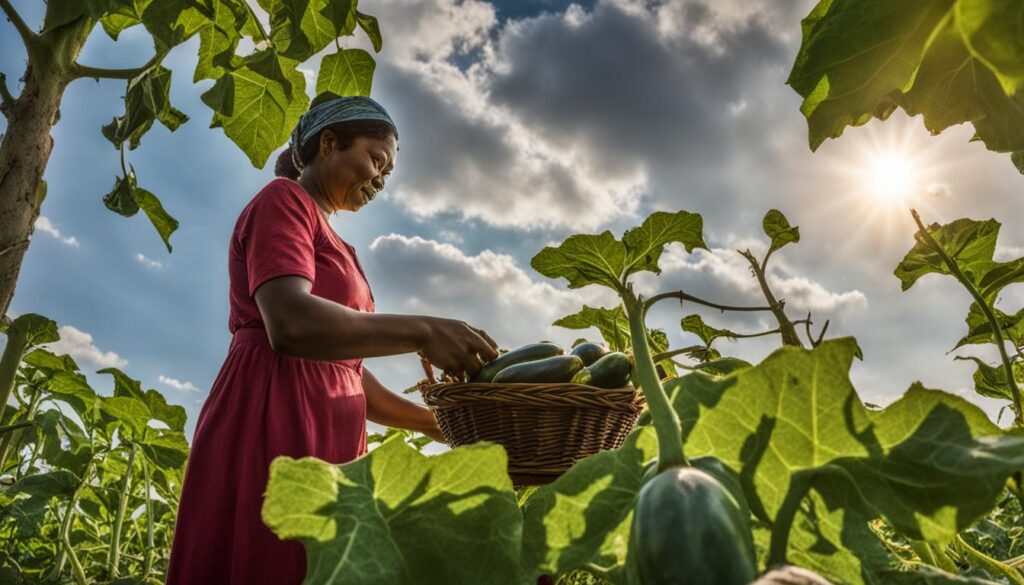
[70,49,168,81]
[0,0,37,48]
[0,72,15,117]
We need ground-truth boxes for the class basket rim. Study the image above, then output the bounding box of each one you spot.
[420,381,644,412]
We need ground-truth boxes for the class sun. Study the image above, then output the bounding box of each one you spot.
[866,152,917,203]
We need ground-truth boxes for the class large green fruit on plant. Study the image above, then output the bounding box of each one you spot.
[492,355,584,383]
[629,467,758,585]
[473,342,564,382]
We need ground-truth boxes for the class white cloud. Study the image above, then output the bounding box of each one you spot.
[134,253,164,269]
[159,375,202,393]
[35,216,79,248]
[994,245,1024,262]
[47,326,127,369]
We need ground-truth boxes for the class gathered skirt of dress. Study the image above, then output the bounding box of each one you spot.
[166,328,367,585]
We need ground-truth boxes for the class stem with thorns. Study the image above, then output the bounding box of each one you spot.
[644,290,775,314]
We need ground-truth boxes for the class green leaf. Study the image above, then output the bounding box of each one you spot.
[139,430,189,469]
[763,209,800,255]
[621,211,706,276]
[201,49,308,168]
[878,565,1004,584]
[957,0,1024,97]
[262,439,525,584]
[356,11,382,52]
[6,314,59,347]
[35,410,93,476]
[100,0,152,40]
[103,66,188,150]
[554,305,631,352]
[894,218,1000,291]
[956,303,1024,349]
[787,0,954,149]
[672,338,1024,547]
[99,367,186,431]
[43,372,98,416]
[259,0,338,61]
[319,0,356,36]
[520,427,657,583]
[98,395,151,438]
[532,231,627,291]
[681,314,737,346]
[194,0,247,82]
[22,348,78,373]
[954,355,1023,402]
[316,48,375,97]
[0,471,78,538]
[103,170,179,252]
[898,14,1024,162]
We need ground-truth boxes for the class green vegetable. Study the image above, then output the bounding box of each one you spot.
[630,467,757,585]
[492,355,584,384]
[584,351,632,388]
[472,342,564,383]
[570,341,610,366]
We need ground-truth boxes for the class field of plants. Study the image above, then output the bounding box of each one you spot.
[2,0,1024,584]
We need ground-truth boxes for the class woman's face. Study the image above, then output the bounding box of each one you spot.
[316,131,397,213]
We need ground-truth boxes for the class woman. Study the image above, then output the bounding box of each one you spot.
[166,96,498,584]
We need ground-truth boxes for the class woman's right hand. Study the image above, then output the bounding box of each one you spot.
[418,316,499,380]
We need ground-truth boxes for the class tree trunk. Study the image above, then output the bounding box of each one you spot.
[0,20,91,320]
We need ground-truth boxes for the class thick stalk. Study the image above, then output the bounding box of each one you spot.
[624,290,688,471]
[107,442,137,578]
[0,328,27,423]
[740,250,803,347]
[0,17,92,321]
[142,458,155,578]
[911,210,1023,425]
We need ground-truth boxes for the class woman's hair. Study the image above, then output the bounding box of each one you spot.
[274,119,397,180]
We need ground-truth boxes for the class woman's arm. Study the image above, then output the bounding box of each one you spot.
[254,276,497,375]
[363,368,445,443]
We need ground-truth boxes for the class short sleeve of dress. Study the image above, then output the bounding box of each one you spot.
[239,180,319,297]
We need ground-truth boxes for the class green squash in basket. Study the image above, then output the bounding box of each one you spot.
[472,342,564,382]
[491,355,584,384]
[584,352,632,388]
[570,341,610,366]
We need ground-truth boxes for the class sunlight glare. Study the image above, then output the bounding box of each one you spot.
[867,152,916,202]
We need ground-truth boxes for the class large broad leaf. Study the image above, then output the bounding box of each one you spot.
[787,0,955,149]
[620,211,706,276]
[681,314,738,346]
[103,66,188,150]
[139,430,190,469]
[100,0,208,48]
[356,11,382,52]
[6,314,59,348]
[520,427,657,584]
[953,300,1024,352]
[764,209,800,256]
[316,48,375,97]
[899,14,1024,157]
[262,439,525,585]
[670,338,1024,547]
[0,471,78,538]
[201,49,308,168]
[22,348,79,374]
[102,170,179,252]
[194,0,248,82]
[43,372,98,416]
[98,395,152,438]
[35,410,93,477]
[554,306,630,353]
[260,0,354,61]
[100,368,186,432]
[894,218,1000,292]
[957,0,1024,96]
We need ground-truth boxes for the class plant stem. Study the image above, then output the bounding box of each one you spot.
[954,535,1024,585]
[0,327,28,423]
[739,249,803,347]
[911,210,1024,425]
[107,442,136,578]
[624,288,688,471]
[51,460,94,580]
[142,457,155,578]
[644,290,774,313]
[70,48,168,80]
[909,539,958,573]
[0,420,32,434]
[0,383,43,472]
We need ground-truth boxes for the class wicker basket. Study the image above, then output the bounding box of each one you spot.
[418,360,645,485]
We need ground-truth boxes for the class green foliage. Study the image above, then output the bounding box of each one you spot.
[763,209,800,256]
[103,169,179,252]
[789,0,1024,171]
[0,317,188,583]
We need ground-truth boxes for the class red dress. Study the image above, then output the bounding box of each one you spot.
[166,178,375,584]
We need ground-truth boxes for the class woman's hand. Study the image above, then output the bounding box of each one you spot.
[418,316,499,380]
[364,369,447,444]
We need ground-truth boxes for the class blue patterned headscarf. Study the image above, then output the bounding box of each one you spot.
[289,96,396,171]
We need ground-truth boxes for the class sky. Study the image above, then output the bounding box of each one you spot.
[3,0,1024,442]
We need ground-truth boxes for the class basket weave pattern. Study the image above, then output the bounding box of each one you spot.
[420,381,644,484]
